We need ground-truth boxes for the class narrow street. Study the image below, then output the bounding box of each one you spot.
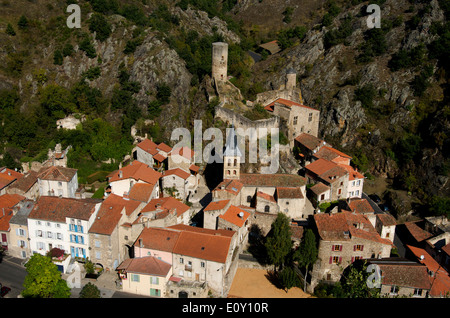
[0,255,27,298]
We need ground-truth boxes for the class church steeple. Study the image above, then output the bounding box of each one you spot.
[223,125,241,180]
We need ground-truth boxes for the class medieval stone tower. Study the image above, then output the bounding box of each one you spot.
[212,42,228,83]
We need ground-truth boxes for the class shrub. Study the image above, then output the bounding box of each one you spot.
[79,34,97,58]
[88,13,112,42]
[79,282,101,298]
[17,15,29,29]
[354,84,377,109]
[6,23,15,36]
[53,49,63,65]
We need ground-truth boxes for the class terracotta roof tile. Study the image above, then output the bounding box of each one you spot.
[30,196,100,223]
[256,191,276,203]
[137,139,159,154]
[141,196,189,217]
[37,166,77,182]
[153,153,166,162]
[314,146,352,161]
[163,168,190,180]
[8,170,38,192]
[170,146,194,159]
[378,263,431,290]
[348,199,374,214]
[117,256,171,277]
[404,222,433,243]
[376,213,397,226]
[128,183,154,203]
[89,194,141,235]
[265,98,319,112]
[219,205,250,227]
[305,158,337,176]
[213,179,243,195]
[276,187,304,199]
[310,182,330,195]
[108,161,161,185]
[157,142,172,153]
[204,199,231,212]
[294,133,326,150]
[135,227,181,252]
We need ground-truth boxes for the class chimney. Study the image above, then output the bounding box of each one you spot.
[119,170,123,178]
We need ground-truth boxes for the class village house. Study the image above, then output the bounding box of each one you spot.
[131,224,237,297]
[168,146,196,173]
[264,98,320,146]
[7,170,39,200]
[310,211,393,290]
[37,166,78,198]
[133,138,172,169]
[161,168,199,202]
[88,193,145,271]
[367,258,433,298]
[127,182,155,203]
[133,196,191,229]
[406,244,450,297]
[0,167,23,195]
[7,199,35,259]
[106,160,162,199]
[117,256,172,297]
[294,133,328,165]
[217,205,251,249]
[0,194,26,253]
[27,196,101,266]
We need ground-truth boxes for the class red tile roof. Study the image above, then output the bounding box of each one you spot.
[117,256,171,277]
[141,196,189,217]
[404,222,433,243]
[135,227,181,252]
[294,133,326,150]
[108,161,162,185]
[37,166,77,182]
[347,199,374,214]
[213,179,244,195]
[305,158,338,177]
[256,191,276,203]
[0,193,26,209]
[310,182,330,195]
[204,200,230,212]
[89,194,141,235]
[157,142,172,153]
[8,170,38,192]
[163,168,190,180]
[153,153,166,162]
[276,187,304,199]
[29,196,100,223]
[376,213,397,226]
[314,146,352,161]
[128,183,154,203]
[137,139,159,154]
[337,164,364,180]
[314,211,392,245]
[0,168,22,190]
[264,98,319,112]
[219,205,250,227]
[378,263,432,290]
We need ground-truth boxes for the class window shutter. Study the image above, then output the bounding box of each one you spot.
[339,257,342,263]
[351,257,354,263]
[353,245,356,251]
[361,245,364,251]
[339,245,343,251]
[331,245,334,251]
[329,256,332,264]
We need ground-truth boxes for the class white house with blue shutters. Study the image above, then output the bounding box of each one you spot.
[27,196,101,270]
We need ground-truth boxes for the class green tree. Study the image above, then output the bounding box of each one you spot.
[265,213,293,271]
[17,15,29,30]
[79,282,101,298]
[88,13,112,42]
[53,49,63,65]
[294,229,318,291]
[6,23,16,36]
[278,266,300,291]
[340,261,380,298]
[22,254,71,298]
[39,84,76,119]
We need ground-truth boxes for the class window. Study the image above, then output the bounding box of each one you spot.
[57,233,62,240]
[331,256,341,264]
[332,245,342,251]
[150,289,160,297]
[37,230,43,237]
[264,205,270,212]
[19,240,26,248]
[390,286,398,295]
[18,229,25,236]
[151,277,159,285]
[308,113,313,122]
[320,194,325,200]
[37,242,45,250]
[36,220,41,225]
[234,159,237,166]
[46,222,51,227]
[96,251,101,259]
[354,245,364,251]
[131,274,140,282]
[355,190,360,196]
[58,181,62,187]
[413,288,423,297]
[179,257,184,264]
[293,116,298,125]
[47,232,52,239]
[201,262,205,268]
[95,240,101,248]
[356,180,361,186]
[247,196,252,203]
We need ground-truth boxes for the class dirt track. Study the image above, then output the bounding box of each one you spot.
[227,268,313,298]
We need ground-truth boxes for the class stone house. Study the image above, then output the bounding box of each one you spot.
[310,211,393,290]
[0,194,26,253]
[275,187,306,219]
[7,170,39,200]
[27,196,102,262]
[212,179,243,206]
[37,166,78,198]
[203,199,232,230]
[106,160,162,199]
[294,133,328,165]
[168,146,195,173]
[217,205,251,249]
[7,199,35,259]
[133,138,172,169]
[264,98,320,146]
[367,258,433,298]
[133,196,191,229]
[117,256,172,297]
[161,168,198,202]
[133,224,238,297]
[255,191,279,214]
[0,167,23,195]
[88,194,145,271]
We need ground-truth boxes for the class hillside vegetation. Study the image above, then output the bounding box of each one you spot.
[0,0,448,218]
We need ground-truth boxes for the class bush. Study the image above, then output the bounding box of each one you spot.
[79,34,97,58]
[79,282,101,298]
[6,23,16,36]
[88,13,112,42]
[354,84,377,109]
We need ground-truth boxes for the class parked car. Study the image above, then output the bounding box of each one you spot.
[0,283,11,298]
[379,203,389,212]
[369,194,382,204]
